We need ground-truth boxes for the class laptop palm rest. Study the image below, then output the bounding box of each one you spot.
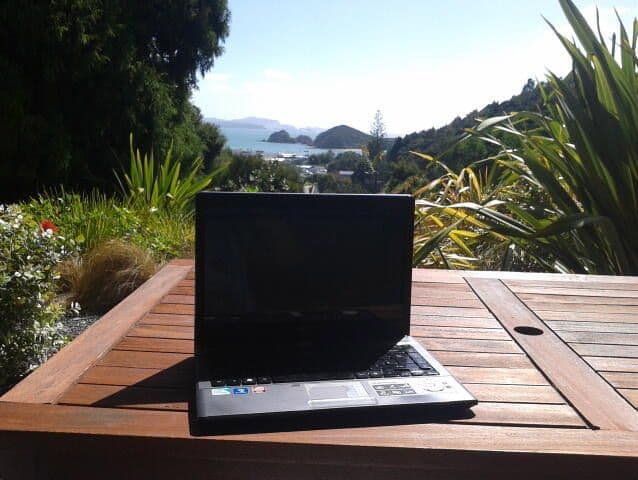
[306,382,377,408]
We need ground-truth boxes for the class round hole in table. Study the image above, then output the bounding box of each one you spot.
[514,326,544,336]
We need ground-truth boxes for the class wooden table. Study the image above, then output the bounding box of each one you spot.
[1,259,638,478]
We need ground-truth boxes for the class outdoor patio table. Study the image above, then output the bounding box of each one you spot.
[1,259,637,478]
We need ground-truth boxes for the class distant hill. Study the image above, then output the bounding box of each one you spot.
[386,79,543,171]
[314,125,371,149]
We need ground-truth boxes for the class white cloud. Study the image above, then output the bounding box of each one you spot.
[192,5,638,134]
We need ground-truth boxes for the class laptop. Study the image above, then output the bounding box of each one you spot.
[194,192,476,429]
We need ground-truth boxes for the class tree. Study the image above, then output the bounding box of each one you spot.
[366,110,387,192]
[367,110,386,161]
[0,0,230,201]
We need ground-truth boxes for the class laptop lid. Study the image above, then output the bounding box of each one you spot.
[195,192,414,374]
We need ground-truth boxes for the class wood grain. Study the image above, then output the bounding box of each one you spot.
[128,325,194,340]
[571,344,638,358]
[410,315,501,329]
[57,384,582,428]
[585,357,638,373]
[152,303,194,315]
[511,285,638,298]
[417,337,520,354]
[468,278,638,431]
[545,321,638,334]
[97,350,191,370]
[138,313,194,327]
[519,293,638,305]
[431,351,533,369]
[619,389,638,409]
[2,402,637,459]
[446,367,547,385]
[410,326,509,341]
[536,311,638,323]
[115,336,194,354]
[601,372,638,389]
[465,384,563,404]
[0,261,192,404]
[411,306,494,318]
[558,331,638,346]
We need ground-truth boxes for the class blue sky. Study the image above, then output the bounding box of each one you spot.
[192,0,638,135]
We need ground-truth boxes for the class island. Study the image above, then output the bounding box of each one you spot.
[266,130,314,146]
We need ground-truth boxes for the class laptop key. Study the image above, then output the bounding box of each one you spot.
[410,369,425,376]
[257,376,272,384]
[212,379,225,387]
[355,371,370,379]
[242,377,256,385]
[227,378,241,386]
[369,370,383,378]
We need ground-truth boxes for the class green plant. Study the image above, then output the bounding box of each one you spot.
[60,239,156,313]
[24,190,194,262]
[410,153,543,270]
[415,0,638,274]
[117,135,223,214]
[0,205,76,386]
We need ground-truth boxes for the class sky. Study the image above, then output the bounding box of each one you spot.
[192,0,638,136]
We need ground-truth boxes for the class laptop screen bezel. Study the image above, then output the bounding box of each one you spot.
[194,191,415,358]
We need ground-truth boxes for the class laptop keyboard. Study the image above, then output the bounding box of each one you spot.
[211,344,438,387]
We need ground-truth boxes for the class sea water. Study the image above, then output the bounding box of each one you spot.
[219,126,360,156]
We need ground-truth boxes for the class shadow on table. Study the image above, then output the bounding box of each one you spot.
[89,360,475,436]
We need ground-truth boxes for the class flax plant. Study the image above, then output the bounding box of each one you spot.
[416,0,638,274]
[117,135,225,215]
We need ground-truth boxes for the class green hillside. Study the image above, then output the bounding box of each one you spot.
[386,79,542,172]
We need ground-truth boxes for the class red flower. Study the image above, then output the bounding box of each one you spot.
[40,219,59,234]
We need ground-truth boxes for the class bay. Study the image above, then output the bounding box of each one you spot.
[219,126,361,157]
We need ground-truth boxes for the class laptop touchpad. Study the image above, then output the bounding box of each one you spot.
[306,382,377,408]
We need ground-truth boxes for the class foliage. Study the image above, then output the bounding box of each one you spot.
[0,0,230,201]
[306,174,366,193]
[308,151,336,165]
[326,151,362,172]
[385,79,542,187]
[117,135,222,214]
[0,206,77,386]
[211,151,303,192]
[60,240,156,313]
[23,191,194,262]
[414,0,638,274]
[410,154,545,270]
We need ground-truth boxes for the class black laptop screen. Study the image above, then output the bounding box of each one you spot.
[195,193,414,369]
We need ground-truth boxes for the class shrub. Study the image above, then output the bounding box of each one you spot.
[61,239,156,313]
[24,190,194,262]
[458,0,638,274]
[413,0,638,274]
[0,205,76,386]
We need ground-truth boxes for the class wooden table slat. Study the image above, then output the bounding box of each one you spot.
[467,278,638,432]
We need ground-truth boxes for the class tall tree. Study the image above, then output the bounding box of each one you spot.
[367,110,387,191]
[367,110,386,161]
[0,0,230,201]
